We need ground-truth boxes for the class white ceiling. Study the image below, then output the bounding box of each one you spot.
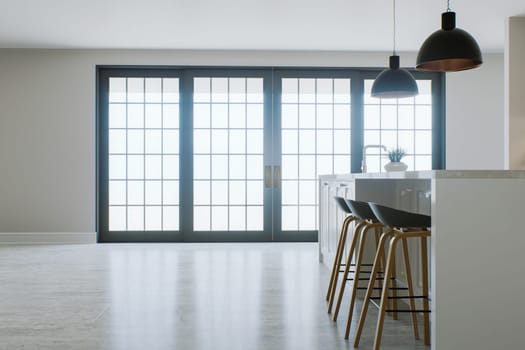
[0,0,524,52]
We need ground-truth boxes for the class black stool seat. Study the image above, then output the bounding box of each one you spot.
[369,203,431,228]
[334,196,352,214]
[345,199,378,222]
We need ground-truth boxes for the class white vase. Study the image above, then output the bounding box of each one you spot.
[384,161,408,172]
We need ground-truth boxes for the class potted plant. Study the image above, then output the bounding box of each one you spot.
[384,148,408,172]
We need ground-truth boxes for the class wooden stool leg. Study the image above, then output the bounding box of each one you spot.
[421,235,431,346]
[329,220,364,313]
[373,235,401,350]
[402,237,420,340]
[326,215,353,301]
[391,252,398,320]
[344,223,382,336]
[353,229,393,344]
[333,221,365,320]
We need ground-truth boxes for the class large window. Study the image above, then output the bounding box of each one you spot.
[98,67,444,242]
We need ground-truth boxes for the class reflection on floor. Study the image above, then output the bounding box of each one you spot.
[0,243,429,350]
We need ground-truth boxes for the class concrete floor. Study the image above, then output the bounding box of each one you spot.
[0,243,429,350]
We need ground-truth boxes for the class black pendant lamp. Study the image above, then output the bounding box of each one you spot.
[416,0,482,72]
[371,0,418,99]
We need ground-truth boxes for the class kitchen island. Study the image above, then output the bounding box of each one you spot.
[319,171,525,349]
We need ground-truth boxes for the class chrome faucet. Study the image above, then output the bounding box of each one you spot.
[361,144,387,173]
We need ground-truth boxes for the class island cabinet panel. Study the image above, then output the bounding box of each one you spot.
[318,178,354,265]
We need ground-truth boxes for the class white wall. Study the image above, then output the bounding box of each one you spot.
[0,49,504,238]
[505,17,525,169]
[446,53,504,169]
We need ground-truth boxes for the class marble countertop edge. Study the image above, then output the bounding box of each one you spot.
[319,170,525,180]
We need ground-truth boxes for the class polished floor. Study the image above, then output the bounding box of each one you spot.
[0,243,429,350]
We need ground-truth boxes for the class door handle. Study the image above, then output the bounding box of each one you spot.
[264,166,272,188]
[274,165,281,188]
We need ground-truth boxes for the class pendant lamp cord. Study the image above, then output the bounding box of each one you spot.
[446,0,451,12]
[392,0,396,55]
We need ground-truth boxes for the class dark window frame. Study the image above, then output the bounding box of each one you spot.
[97,66,445,243]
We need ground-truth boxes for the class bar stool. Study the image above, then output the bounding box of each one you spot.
[331,200,384,340]
[354,203,431,350]
[326,197,360,313]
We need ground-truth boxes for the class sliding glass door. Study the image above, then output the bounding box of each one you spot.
[99,71,183,242]
[189,72,272,241]
[272,72,355,241]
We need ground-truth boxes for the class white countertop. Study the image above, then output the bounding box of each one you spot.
[319,170,525,181]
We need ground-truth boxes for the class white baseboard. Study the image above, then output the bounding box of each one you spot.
[0,232,97,244]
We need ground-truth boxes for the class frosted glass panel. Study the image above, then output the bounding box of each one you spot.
[145,181,162,205]
[194,206,211,231]
[163,181,179,205]
[282,206,298,230]
[299,206,316,230]
[109,156,126,179]
[127,130,144,154]
[127,206,144,231]
[247,104,263,129]
[163,78,179,103]
[127,78,144,103]
[282,180,298,205]
[229,206,246,230]
[229,130,246,154]
[127,104,144,129]
[145,206,162,230]
[211,181,228,205]
[194,78,211,103]
[109,130,126,154]
[211,78,228,103]
[127,181,144,205]
[127,155,143,179]
[246,181,263,205]
[194,181,211,205]
[109,78,126,103]
[282,79,298,103]
[229,78,246,103]
[145,78,162,103]
[246,130,263,154]
[145,130,162,153]
[299,181,316,205]
[247,78,263,103]
[246,206,263,230]
[109,206,126,231]
[163,130,179,153]
[163,206,179,230]
[109,104,126,128]
[145,155,162,179]
[211,206,228,230]
[109,181,126,205]
[163,104,179,128]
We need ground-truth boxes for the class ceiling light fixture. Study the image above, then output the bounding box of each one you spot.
[371,0,418,99]
[416,0,482,72]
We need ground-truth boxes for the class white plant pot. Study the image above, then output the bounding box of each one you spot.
[384,161,408,172]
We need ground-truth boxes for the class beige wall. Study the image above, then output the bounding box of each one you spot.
[0,49,505,235]
[506,17,525,169]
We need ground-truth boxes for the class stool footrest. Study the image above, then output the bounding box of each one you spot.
[370,295,429,300]
[385,310,431,313]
